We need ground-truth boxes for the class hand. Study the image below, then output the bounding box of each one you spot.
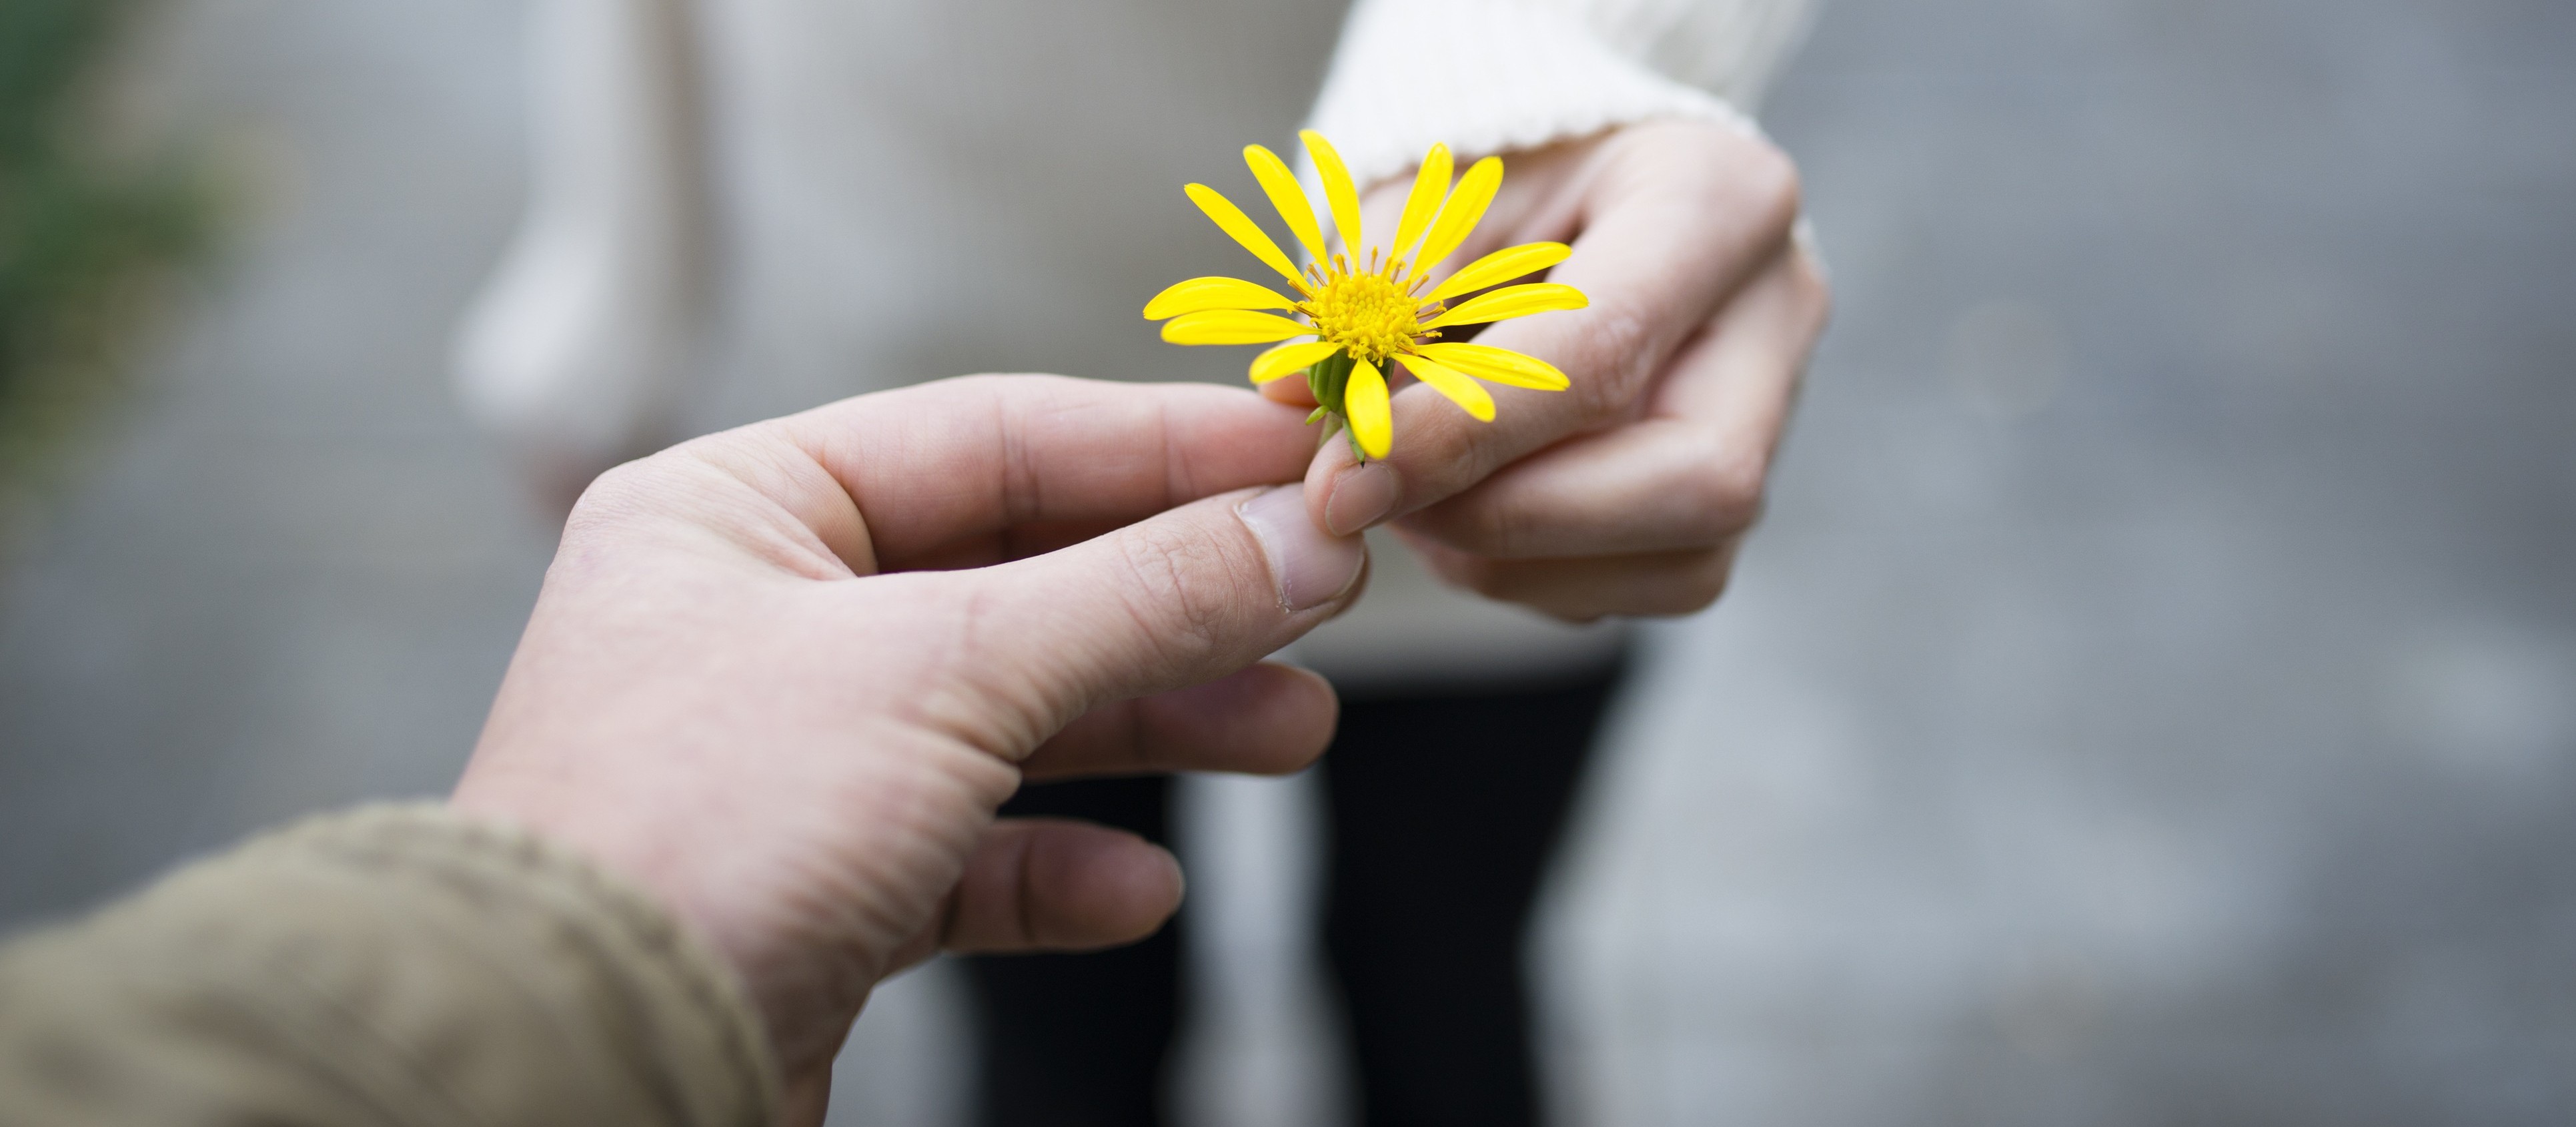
[449,376,1365,1123]
[1274,118,1830,621]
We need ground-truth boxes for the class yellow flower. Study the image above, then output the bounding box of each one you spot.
[1143,131,1584,460]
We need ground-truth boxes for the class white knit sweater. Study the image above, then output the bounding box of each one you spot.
[458,0,1816,686]
[1309,0,1812,190]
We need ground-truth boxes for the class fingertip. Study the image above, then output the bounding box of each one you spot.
[1031,826,1184,947]
[947,820,1186,954]
[1303,438,1397,540]
[1159,842,1187,907]
[1321,461,1399,537]
[1019,659,1340,780]
[1158,661,1339,774]
[1261,377,1320,408]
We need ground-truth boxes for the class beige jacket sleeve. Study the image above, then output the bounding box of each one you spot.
[0,804,776,1126]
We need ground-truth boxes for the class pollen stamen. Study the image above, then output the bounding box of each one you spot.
[1296,254,1428,366]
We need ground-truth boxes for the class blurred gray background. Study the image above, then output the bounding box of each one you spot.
[4,1,2573,1125]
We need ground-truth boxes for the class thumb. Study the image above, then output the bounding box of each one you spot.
[936,483,1365,752]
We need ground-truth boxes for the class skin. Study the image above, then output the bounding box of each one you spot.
[1278,118,1833,621]
[448,119,1825,1124]
[451,376,1363,1123]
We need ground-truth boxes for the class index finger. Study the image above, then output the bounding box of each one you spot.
[1307,122,1802,536]
[777,374,1318,569]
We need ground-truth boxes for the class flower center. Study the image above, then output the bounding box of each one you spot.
[1301,262,1427,365]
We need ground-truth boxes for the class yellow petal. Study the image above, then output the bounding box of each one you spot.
[1300,130,1364,258]
[1416,342,1571,390]
[1144,276,1297,320]
[1249,340,1342,384]
[1390,144,1453,264]
[1244,145,1327,262]
[1425,242,1571,302]
[1415,155,1502,272]
[1396,354,1495,421]
[1186,183,1303,286]
[1422,282,1587,330]
[1162,310,1314,346]
[1345,357,1392,459]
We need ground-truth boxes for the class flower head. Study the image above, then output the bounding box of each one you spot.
[1144,131,1583,460]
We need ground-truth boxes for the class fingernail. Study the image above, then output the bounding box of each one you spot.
[1323,462,1399,536]
[1237,485,1365,612]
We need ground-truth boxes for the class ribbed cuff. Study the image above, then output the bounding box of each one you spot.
[1305,0,1766,191]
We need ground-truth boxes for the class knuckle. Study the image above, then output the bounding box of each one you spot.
[1679,440,1770,540]
[1791,259,1834,340]
[1668,558,1735,614]
[1670,123,1802,231]
[1792,247,1833,310]
[1624,550,1736,619]
[1113,522,1232,665]
[1571,305,1654,420]
[561,450,708,540]
[567,458,650,520]
[1681,125,1800,239]
[1118,531,1215,645]
[1744,144,1804,236]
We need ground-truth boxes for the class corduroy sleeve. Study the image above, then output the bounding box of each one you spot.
[1305,0,1820,189]
[0,803,778,1127]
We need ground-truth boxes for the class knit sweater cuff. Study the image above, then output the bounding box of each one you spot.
[1305,0,1766,191]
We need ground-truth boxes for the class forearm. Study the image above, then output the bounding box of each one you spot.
[0,805,775,1127]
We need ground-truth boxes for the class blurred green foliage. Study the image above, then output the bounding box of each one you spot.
[0,0,211,499]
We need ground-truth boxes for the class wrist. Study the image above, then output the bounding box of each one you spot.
[446,773,799,1028]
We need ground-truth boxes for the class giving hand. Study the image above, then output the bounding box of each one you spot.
[451,376,1363,1122]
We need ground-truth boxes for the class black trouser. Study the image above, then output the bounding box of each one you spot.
[963,663,1625,1127]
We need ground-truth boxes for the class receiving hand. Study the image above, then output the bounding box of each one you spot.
[449,376,1364,1123]
[1277,118,1829,621]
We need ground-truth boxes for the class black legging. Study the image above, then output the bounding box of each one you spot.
[963,662,1626,1127]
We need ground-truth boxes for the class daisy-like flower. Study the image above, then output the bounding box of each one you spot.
[1144,131,1585,460]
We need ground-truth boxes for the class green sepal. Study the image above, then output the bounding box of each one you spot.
[1301,351,1367,460]
[1305,350,1355,420]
